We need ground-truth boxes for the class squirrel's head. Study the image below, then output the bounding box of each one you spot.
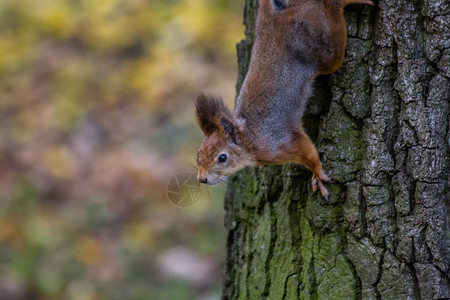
[195,94,252,185]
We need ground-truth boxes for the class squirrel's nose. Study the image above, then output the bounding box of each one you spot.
[197,167,208,184]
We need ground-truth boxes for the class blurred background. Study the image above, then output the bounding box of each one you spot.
[0,0,243,299]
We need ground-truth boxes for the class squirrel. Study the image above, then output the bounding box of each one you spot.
[195,0,373,199]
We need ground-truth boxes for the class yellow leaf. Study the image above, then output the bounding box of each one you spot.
[75,237,104,265]
[44,146,76,179]
[123,222,153,250]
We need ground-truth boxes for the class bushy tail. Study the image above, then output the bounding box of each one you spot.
[344,0,374,7]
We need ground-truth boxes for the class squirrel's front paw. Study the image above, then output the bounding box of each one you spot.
[311,173,331,200]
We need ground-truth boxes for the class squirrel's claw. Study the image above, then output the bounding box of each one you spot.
[311,173,331,200]
[317,180,330,199]
[319,173,331,182]
[312,177,318,193]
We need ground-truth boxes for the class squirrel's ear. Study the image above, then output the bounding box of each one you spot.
[195,93,231,136]
[220,117,238,145]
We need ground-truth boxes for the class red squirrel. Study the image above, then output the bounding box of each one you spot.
[195,0,373,199]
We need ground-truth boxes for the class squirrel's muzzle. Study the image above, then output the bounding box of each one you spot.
[197,167,209,184]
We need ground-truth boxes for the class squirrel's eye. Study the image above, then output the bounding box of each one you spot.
[218,154,228,163]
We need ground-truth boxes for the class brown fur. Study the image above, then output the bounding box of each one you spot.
[195,0,373,198]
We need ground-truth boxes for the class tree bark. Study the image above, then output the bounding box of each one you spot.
[223,0,450,299]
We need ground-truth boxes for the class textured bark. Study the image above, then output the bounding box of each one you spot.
[223,0,450,299]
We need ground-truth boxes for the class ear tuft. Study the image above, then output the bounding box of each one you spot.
[195,93,232,136]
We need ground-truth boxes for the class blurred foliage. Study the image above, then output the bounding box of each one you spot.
[0,0,243,299]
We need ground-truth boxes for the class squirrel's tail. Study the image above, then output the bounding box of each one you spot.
[343,0,374,7]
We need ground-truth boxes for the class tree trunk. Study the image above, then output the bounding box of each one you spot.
[222,0,450,299]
